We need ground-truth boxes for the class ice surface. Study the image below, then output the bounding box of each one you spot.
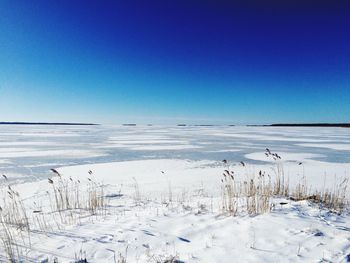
[1,125,350,181]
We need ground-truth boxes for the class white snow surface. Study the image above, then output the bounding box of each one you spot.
[1,158,349,262]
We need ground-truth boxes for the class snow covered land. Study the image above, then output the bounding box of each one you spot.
[0,125,350,262]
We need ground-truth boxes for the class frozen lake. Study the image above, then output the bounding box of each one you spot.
[1,124,350,182]
[1,125,350,262]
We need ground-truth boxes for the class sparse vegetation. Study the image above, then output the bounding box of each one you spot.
[47,170,106,216]
[0,170,107,262]
[0,219,21,263]
[0,150,349,262]
[307,177,349,213]
[0,185,30,231]
[148,253,182,263]
[132,177,141,205]
[221,167,275,216]
[221,150,349,216]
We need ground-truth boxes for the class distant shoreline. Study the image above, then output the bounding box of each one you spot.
[0,122,98,126]
[1,122,349,127]
[249,123,350,128]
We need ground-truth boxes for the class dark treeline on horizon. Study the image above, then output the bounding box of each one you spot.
[1,122,349,127]
[269,123,350,128]
[0,122,98,126]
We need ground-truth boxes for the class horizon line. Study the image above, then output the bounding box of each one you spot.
[1,121,349,128]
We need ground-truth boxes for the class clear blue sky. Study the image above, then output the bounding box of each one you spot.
[1,1,349,124]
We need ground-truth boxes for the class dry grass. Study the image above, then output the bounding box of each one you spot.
[0,169,108,262]
[306,177,349,213]
[0,185,29,231]
[291,175,309,201]
[0,171,109,262]
[221,151,349,216]
[148,253,182,263]
[132,177,141,205]
[221,169,275,216]
[0,219,20,263]
[0,183,31,262]
[47,170,106,223]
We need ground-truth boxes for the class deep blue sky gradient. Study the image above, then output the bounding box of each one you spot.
[1,1,349,124]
